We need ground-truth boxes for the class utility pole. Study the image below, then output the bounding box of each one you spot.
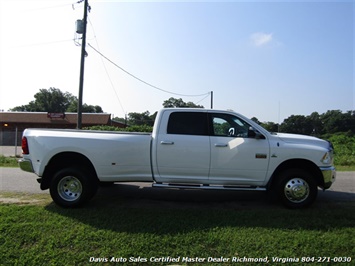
[210,91,213,109]
[77,0,89,129]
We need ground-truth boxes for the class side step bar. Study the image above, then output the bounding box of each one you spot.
[152,183,266,191]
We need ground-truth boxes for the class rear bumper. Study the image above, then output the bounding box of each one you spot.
[319,166,336,189]
[18,158,34,173]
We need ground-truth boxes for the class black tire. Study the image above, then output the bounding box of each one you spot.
[50,167,98,208]
[276,169,318,209]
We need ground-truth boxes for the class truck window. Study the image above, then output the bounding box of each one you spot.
[211,113,250,138]
[167,112,208,136]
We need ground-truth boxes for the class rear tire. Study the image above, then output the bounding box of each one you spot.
[276,169,318,209]
[50,167,98,208]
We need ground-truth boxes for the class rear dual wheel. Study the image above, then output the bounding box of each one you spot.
[50,167,98,208]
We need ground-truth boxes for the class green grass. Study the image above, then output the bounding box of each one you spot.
[336,165,355,171]
[0,193,354,265]
[0,155,19,167]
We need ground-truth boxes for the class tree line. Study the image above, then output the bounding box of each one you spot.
[10,88,355,136]
[11,87,103,113]
[253,110,355,136]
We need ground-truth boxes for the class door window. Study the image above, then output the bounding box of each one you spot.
[211,114,250,138]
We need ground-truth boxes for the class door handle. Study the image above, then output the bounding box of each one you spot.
[215,143,228,147]
[161,141,174,145]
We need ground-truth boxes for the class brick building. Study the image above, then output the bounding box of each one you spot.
[0,112,126,146]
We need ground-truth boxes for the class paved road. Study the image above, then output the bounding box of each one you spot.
[0,167,354,208]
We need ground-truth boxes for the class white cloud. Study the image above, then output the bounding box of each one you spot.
[250,32,273,47]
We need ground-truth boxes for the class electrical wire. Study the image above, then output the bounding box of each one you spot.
[195,93,211,105]
[87,43,210,98]
[87,18,126,116]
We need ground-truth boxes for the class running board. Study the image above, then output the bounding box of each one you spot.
[152,183,266,191]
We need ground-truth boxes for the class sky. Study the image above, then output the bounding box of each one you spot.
[0,0,354,123]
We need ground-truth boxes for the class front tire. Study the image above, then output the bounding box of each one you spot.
[50,167,98,208]
[277,169,318,209]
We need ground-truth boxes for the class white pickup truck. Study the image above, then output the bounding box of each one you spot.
[19,108,336,208]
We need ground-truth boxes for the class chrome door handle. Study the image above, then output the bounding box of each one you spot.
[161,141,174,145]
[215,143,228,147]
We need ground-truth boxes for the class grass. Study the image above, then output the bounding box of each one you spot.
[336,165,355,171]
[0,192,354,265]
[0,155,19,167]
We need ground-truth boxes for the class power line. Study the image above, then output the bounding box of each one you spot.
[195,93,211,105]
[87,43,210,98]
[87,18,126,116]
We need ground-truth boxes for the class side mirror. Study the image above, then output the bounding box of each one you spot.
[248,127,264,139]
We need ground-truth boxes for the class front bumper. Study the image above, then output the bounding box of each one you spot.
[18,158,34,173]
[319,166,336,189]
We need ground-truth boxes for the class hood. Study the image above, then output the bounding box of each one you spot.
[276,133,330,149]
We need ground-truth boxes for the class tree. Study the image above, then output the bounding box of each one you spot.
[10,87,103,113]
[162,97,204,108]
[261,122,279,132]
[66,100,104,113]
[279,115,313,135]
[320,110,349,134]
[127,111,156,126]
[250,117,261,124]
[308,112,322,135]
[277,110,355,135]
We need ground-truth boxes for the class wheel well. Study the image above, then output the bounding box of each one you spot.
[268,159,324,189]
[41,152,98,190]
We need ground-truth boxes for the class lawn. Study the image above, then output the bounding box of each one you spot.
[0,192,354,265]
[0,155,19,167]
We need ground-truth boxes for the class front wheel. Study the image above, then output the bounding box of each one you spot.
[50,167,98,208]
[277,169,318,209]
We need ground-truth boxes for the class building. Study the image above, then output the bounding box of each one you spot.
[0,112,126,146]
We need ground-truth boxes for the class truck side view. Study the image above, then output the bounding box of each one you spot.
[19,108,336,208]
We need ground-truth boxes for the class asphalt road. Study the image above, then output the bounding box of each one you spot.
[0,167,354,208]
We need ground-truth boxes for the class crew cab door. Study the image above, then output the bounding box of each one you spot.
[208,113,270,184]
[155,111,210,183]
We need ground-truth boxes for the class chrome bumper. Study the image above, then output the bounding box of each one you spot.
[319,166,336,189]
[18,158,34,173]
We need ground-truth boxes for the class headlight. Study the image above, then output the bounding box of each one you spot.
[321,152,331,164]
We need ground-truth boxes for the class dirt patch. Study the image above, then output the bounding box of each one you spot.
[0,192,51,206]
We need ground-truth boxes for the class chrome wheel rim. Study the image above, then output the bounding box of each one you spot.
[284,178,309,203]
[57,176,82,202]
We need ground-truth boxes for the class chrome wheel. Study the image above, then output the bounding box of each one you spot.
[57,176,82,202]
[284,178,309,203]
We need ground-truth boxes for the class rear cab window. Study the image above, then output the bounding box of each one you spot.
[167,112,209,136]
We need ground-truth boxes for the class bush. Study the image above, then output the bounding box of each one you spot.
[327,134,355,166]
[84,125,153,133]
